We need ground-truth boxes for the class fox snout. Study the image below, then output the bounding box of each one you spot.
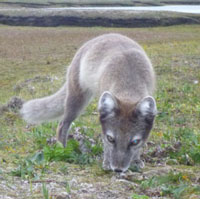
[110,150,132,173]
[112,168,127,173]
[111,165,129,173]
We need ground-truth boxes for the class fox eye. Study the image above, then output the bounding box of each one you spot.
[131,139,141,146]
[107,135,115,143]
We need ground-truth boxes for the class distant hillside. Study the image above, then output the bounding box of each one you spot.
[0,8,200,27]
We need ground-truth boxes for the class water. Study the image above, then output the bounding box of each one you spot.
[45,5,200,14]
[1,5,200,14]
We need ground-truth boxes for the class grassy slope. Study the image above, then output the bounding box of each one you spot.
[0,25,200,198]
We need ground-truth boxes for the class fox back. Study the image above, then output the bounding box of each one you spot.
[79,34,155,99]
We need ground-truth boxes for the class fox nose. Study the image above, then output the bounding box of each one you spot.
[114,169,123,173]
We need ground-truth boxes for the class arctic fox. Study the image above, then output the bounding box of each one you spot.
[21,34,157,172]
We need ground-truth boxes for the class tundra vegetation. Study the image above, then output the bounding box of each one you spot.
[0,25,200,198]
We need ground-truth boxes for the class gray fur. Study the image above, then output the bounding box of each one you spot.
[20,33,156,172]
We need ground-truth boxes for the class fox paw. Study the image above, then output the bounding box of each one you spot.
[131,159,145,169]
[102,160,111,171]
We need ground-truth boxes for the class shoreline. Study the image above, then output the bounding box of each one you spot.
[0,9,200,27]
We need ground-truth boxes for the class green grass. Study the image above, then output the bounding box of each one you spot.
[140,171,200,198]
[42,183,50,199]
[0,25,200,198]
[132,194,150,199]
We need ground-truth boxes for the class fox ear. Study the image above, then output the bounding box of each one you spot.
[136,96,157,117]
[98,91,118,119]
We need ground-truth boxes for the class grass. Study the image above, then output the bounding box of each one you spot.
[0,24,200,198]
[140,170,200,198]
[42,183,50,199]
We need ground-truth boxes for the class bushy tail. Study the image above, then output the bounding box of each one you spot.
[20,84,67,124]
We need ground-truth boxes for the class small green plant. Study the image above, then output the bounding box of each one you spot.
[161,183,188,199]
[65,181,71,194]
[170,128,200,164]
[42,183,49,199]
[140,170,200,198]
[43,140,79,162]
[91,143,103,156]
[59,165,68,175]
[11,151,47,179]
[141,171,183,190]
[43,132,102,165]
[32,123,57,149]
[132,194,149,199]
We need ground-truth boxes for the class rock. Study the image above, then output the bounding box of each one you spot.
[68,127,97,154]
[115,178,139,188]
[0,96,24,114]
[193,80,199,84]
[7,96,24,111]
[55,192,70,199]
[69,178,78,188]
[47,137,57,145]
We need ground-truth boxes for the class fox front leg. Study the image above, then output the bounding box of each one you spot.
[56,120,71,147]
[56,87,92,147]
[131,159,145,169]
[131,150,145,169]
[102,141,111,171]
[56,95,80,147]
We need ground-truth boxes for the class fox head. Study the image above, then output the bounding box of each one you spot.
[98,91,157,173]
